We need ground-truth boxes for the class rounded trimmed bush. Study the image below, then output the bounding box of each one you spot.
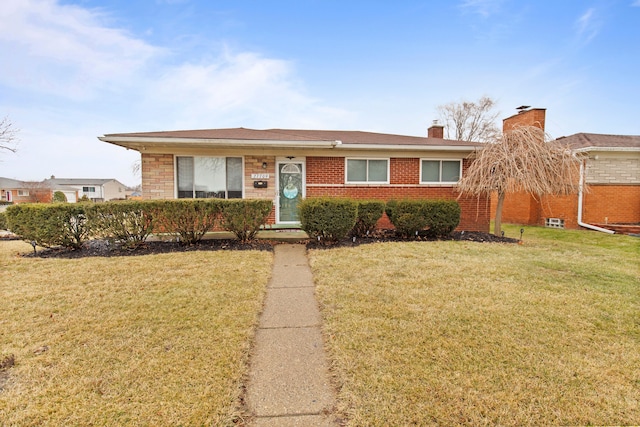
[299,198,357,243]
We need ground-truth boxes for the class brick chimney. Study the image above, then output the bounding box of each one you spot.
[502,106,546,132]
[428,120,444,139]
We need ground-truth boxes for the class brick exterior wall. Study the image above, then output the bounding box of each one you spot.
[582,185,640,224]
[244,155,277,224]
[140,153,491,232]
[306,156,489,232]
[141,153,174,199]
[492,185,640,229]
[586,158,640,184]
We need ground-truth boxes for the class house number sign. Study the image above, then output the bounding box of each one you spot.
[251,173,270,179]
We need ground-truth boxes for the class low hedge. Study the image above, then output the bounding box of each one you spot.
[147,199,223,245]
[5,199,275,249]
[299,198,357,243]
[351,200,385,237]
[422,199,461,238]
[386,199,460,239]
[0,211,6,230]
[220,199,273,242]
[6,203,90,249]
[84,201,155,249]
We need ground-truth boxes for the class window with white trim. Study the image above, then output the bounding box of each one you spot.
[346,158,389,183]
[17,190,29,196]
[82,186,96,193]
[176,156,243,199]
[420,159,462,184]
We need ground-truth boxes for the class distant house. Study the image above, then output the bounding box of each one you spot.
[99,125,491,232]
[44,177,132,202]
[0,177,56,204]
[493,108,640,232]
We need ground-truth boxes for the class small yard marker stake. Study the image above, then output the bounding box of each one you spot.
[30,241,37,255]
[520,228,524,240]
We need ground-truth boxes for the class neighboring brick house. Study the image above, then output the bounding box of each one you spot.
[0,177,57,204]
[99,125,491,232]
[493,108,640,232]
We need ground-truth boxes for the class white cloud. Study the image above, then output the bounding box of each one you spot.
[574,8,601,44]
[0,0,161,99]
[0,0,353,184]
[143,49,351,130]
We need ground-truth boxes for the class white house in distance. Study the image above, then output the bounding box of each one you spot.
[45,177,132,202]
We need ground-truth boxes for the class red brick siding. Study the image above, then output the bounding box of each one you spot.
[583,185,640,225]
[491,185,640,229]
[390,158,419,184]
[503,108,546,131]
[306,157,344,184]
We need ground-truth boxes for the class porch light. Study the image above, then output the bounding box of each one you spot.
[262,162,268,169]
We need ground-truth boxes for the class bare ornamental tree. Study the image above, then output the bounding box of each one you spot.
[0,116,19,154]
[437,96,500,142]
[457,126,584,236]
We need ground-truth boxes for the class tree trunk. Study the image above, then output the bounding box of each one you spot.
[494,191,505,236]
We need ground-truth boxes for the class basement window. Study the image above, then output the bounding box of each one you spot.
[545,218,565,229]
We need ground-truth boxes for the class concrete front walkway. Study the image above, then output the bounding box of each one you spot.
[245,244,337,426]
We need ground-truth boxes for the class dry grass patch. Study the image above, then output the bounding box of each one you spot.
[310,225,640,426]
[0,240,272,426]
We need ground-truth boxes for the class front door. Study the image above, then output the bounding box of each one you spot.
[277,160,305,223]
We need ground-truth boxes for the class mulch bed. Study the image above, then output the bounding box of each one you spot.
[13,230,519,259]
[306,229,519,249]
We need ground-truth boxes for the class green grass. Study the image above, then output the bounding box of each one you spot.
[309,225,640,426]
[0,241,272,426]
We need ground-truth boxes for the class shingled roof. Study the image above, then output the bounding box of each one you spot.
[100,127,480,150]
[555,133,640,151]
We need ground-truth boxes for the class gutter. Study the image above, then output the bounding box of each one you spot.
[577,160,615,234]
[98,136,340,149]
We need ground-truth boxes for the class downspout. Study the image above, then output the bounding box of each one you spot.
[577,160,615,234]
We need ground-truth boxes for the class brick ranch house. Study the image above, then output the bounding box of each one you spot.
[99,125,490,232]
[494,108,640,233]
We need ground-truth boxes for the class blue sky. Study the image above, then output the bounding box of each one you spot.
[1,0,639,186]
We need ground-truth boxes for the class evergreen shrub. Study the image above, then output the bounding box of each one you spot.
[6,203,90,249]
[299,198,357,243]
[386,199,460,239]
[423,199,461,238]
[220,199,273,242]
[351,200,385,237]
[149,199,222,245]
[84,201,154,249]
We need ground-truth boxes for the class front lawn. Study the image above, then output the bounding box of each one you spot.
[0,240,272,426]
[310,225,640,426]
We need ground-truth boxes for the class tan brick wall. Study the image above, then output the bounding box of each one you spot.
[586,158,640,184]
[142,153,174,199]
[244,155,276,200]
